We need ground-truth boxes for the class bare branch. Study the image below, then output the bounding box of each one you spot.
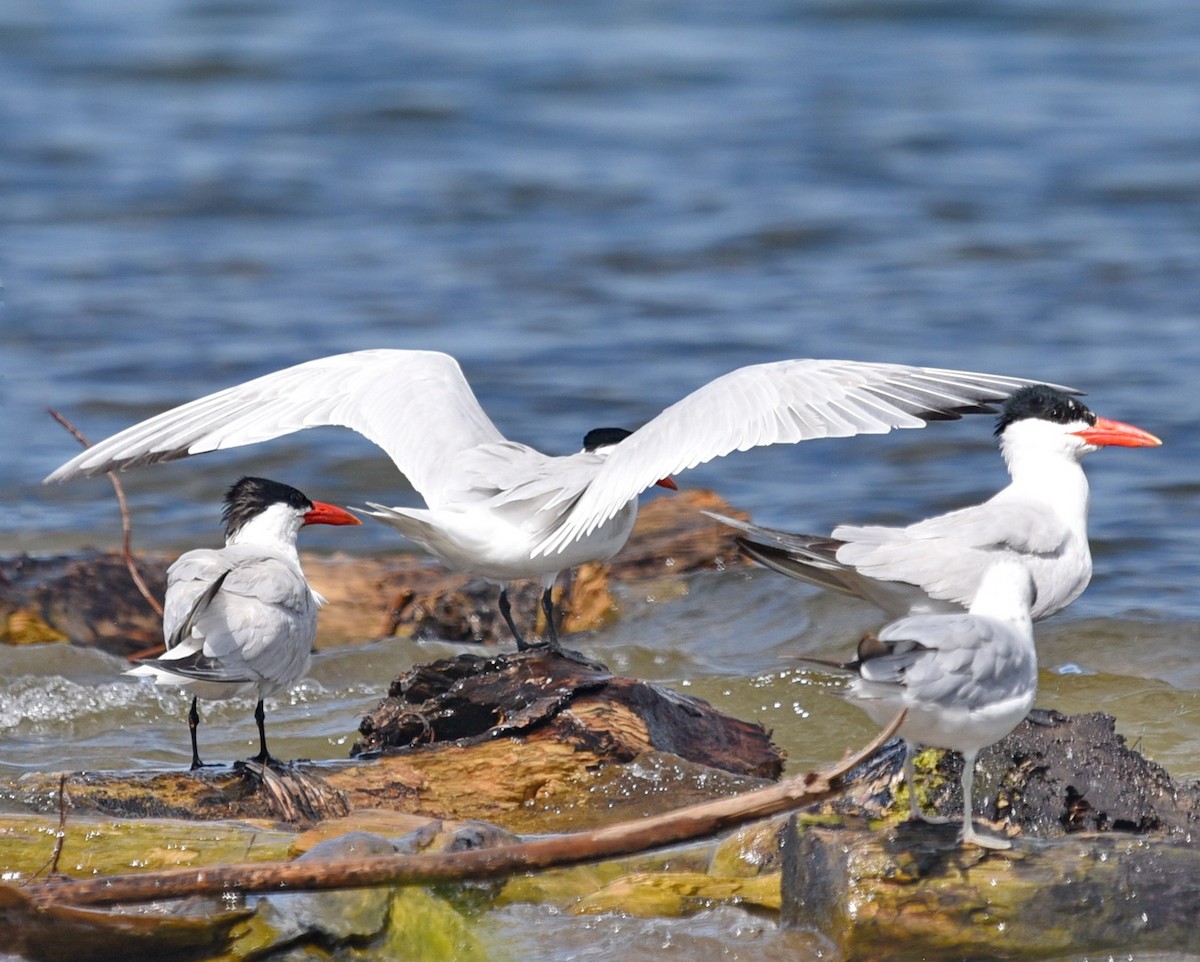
[47,408,164,622]
[27,775,69,881]
[20,711,905,908]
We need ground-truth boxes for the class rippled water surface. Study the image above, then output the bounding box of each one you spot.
[2,1,1199,959]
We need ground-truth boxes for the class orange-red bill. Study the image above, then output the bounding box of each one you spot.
[1072,417,1162,448]
[303,501,363,526]
[656,477,679,490]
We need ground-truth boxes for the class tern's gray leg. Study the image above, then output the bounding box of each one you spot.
[958,750,1011,850]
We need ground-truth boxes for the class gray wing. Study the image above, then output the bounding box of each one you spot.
[833,497,1074,609]
[866,613,1036,713]
[44,350,505,507]
[159,546,316,688]
[534,360,1076,556]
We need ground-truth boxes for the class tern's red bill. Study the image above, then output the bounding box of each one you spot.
[303,502,362,526]
[1072,417,1162,448]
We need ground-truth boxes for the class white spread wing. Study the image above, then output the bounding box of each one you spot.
[534,360,1076,556]
[45,350,505,507]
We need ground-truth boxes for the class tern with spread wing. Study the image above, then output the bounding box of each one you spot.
[47,349,1071,649]
[813,560,1039,849]
[709,385,1161,622]
[126,477,360,768]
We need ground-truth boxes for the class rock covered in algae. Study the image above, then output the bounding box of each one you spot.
[782,821,1200,962]
[819,711,1200,840]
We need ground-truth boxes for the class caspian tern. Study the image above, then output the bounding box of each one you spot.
[811,560,1038,849]
[125,477,360,768]
[46,349,1072,649]
[708,385,1161,622]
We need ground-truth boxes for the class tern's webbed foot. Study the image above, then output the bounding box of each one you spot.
[909,810,955,827]
[528,638,608,672]
[960,823,1013,850]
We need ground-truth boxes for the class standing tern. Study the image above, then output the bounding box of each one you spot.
[126,477,360,768]
[46,349,1072,649]
[811,560,1039,849]
[708,385,1161,621]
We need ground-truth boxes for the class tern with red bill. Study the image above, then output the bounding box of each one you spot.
[46,349,1073,649]
[810,560,1039,849]
[709,385,1161,622]
[125,477,360,769]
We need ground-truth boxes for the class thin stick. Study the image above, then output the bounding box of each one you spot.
[47,408,164,621]
[21,711,905,908]
[28,775,69,881]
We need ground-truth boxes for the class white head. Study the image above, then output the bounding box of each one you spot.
[995,385,1161,468]
[581,427,677,489]
[222,476,360,547]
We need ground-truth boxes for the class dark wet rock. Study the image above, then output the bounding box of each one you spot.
[988,710,1198,835]
[256,832,396,943]
[0,552,169,655]
[352,647,786,781]
[827,711,1199,839]
[353,648,612,750]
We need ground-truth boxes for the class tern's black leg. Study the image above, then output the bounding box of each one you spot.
[249,698,278,767]
[540,587,562,650]
[187,696,206,770]
[498,588,531,650]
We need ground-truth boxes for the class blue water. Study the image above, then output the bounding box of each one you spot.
[5,0,1198,623]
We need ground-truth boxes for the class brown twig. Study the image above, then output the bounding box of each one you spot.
[27,775,69,881]
[47,408,164,622]
[20,711,905,908]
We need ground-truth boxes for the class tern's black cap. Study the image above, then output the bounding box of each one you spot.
[222,476,312,537]
[995,386,1095,437]
[583,427,633,451]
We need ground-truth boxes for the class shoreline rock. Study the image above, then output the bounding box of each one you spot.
[0,490,747,654]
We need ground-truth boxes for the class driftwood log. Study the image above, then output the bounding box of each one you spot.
[12,648,784,829]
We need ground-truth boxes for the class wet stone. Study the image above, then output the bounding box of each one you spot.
[251,831,397,944]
